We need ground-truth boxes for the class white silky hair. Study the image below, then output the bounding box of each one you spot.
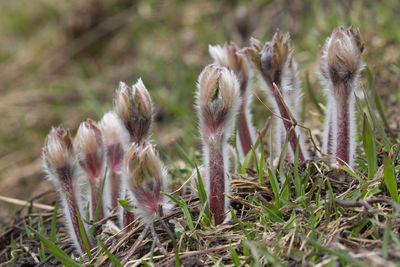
[99,111,130,216]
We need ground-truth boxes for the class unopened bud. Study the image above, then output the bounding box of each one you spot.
[100,111,128,172]
[74,119,104,179]
[113,79,152,144]
[319,26,364,91]
[197,65,240,143]
[209,42,249,91]
[42,125,74,183]
[125,143,167,221]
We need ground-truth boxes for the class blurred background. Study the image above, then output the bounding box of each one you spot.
[0,0,399,224]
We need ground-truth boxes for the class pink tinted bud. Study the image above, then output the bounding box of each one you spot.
[42,125,92,253]
[100,111,128,173]
[113,79,152,144]
[210,42,256,159]
[209,42,249,91]
[319,26,364,92]
[42,125,74,184]
[125,143,167,222]
[74,119,104,180]
[197,64,240,144]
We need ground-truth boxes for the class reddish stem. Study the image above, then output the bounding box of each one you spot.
[110,172,121,210]
[208,144,225,225]
[335,96,350,165]
[63,182,92,252]
[90,178,104,221]
[237,102,253,157]
[271,85,305,161]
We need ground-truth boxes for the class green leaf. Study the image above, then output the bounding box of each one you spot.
[383,154,398,203]
[97,236,123,267]
[29,226,83,267]
[163,192,195,231]
[362,113,377,180]
[118,199,134,212]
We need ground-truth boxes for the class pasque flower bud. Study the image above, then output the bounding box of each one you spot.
[209,42,256,160]
[113,79,152,145]
[319,26,364,167]
[242,31,308,162]
[100,111,129,212]
[42,125,92,254]
[125,143,168,223]
[196,64,239,225]
[74,119,106,221]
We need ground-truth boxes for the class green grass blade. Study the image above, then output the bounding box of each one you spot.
[229,241,241,267]
[230,206,251,240]
[97,236,123,267]
[195,164,211,224]
[76,209,92,260]
[29,226,83,267]
[240,148,254,174]
[50,201,59,242]
[163,192,195,231]
[362,85,391,151]
[362,113,377,180]
[175,142,195,168]
[305,72,323,114]
[267,167,281,208]
[383,154,398,203]
[92,169,107,235]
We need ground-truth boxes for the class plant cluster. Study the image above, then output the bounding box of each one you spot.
[41,25,366,259]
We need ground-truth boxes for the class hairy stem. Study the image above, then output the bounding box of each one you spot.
[237,102,254,157]
[110,172,121,210]
[89,178,104,221]
[270,81,306,161]
[335,95,351,166]
[63,182,92,253]
[207,143,226,225]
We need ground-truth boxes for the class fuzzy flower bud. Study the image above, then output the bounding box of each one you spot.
[125,143,167,222]
[197,64,240,144]
[100,111,129,211]
[74,119,105,180]
[210,42,256,159]
[318,26,364,167]
[42,125,92,253]
[319,26,364,93]
[42,125,74,184]
[243,31,308,162]
[113,79,152,144]
[209,42,250,92]
[100,112,128,173]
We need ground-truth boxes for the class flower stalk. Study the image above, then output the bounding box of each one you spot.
[74,119,106,221]
[113,79,154,229]
[42,126,92,254]
[209,42,256,160]
[242,31,308,162]
[99,111,129,212]
[318,26,364,167]
[196,64,240,225]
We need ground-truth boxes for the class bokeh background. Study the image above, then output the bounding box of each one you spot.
[1,0,399,223]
